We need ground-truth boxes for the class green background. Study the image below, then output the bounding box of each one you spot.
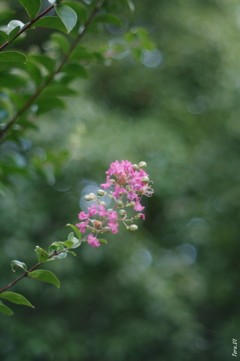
[0,0,240,360]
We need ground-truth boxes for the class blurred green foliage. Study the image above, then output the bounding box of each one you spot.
[0,0,240,360]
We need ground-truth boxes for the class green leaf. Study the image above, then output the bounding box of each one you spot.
[7,20,24,34]
[48,0,61,4]
[7,20,24,41]
[61,240,74,248]
[26,59,43,87]
[34,97,66,115]
[29,55,55,73]
[0,30,9,41]
[35,246,49,263]
[66,223,81,240]
[0,73,28,88]
[47,252,67,261]
[67,232,81,248]
[0,51,26,63]
[0,10,15,27]
[120,0,135,12]
[9,26,20,41]
[18,0,41,20]
[11,260,27,272]
[66,250,76,256]
[98,239,108,244]
[70,47,93,62]
[55,4,77,34]
[34,16,67,34]
[62,63,89,78]
[48,241,65,254]
[28,270,60,288]
[63,1,87,23]
[0,292,34,307]
[2,89,25,110]
[93,14,123,28]
[85,23,100,34]
[68,232,74,241]
[40,85,77,98]
[0,302,14,316]
[51,32,70,52]
[71,239,81,249]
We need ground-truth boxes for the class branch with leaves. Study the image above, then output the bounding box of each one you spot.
[0,160,153,316]
[0,0,106,141]
[0,0,153,147]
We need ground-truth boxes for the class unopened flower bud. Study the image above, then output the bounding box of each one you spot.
[117,201,124,208]
[119,209,127,217]
[89,192,96,198]
[97,189,106,196]
[132,164,138,170]
[99,201,106,206]
[129,224,138,231]
[138,161,147,169]
[107,208,113,212]
[110,179,116,185]
[129,201,136,207]
[141,176,149,183]
[101,227,111,233]
[85,194,93,201]
[94,220,102,229]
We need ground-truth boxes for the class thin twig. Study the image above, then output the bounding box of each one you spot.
[0,234,86,294]
[0,5,54,52]
[0,0,104,142]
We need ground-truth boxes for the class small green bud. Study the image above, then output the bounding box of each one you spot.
[97,189,105,196]
[141,176,149,183]
[85,194,93,201]
[129,224,138,231]
[129,201,136,207]
[101,227,111,233]
[107,208,113,212]
[99,201,106,206]
[138,161,147,169]
[110,179,116,185]
[132,164,138,170]
[117,201,124,208]
[89,192,96,198]
[119,209,127,217]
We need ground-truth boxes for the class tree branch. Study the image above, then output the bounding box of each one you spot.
[0,236,85,294]
[0,0,105,142]
[0,5,54,52]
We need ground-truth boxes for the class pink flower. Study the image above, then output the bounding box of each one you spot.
[87,234,100,247]
[101,175,111,189]
[76,220,89,233]
[133,202,145,211]
[108,221,119,233]
[107,210,118,221]
[87,205,98,216]
[75,160,152,247]
[127,192,137,201]
[98,205,107,217]
[112,185,126,198]
[78,211,88,220]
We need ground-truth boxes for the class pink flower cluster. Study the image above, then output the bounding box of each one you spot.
[77,204,119,234]
[101,160,152,211]
[76,160,153,247]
